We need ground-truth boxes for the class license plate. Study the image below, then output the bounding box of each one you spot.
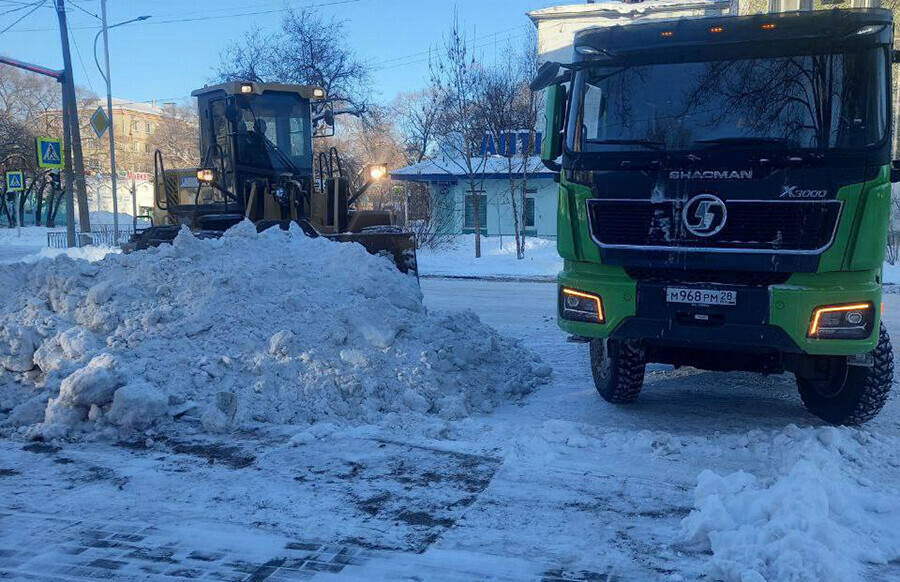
[666,287,737,306]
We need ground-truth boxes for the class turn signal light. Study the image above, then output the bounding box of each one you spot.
[809,303,874,339]
[709,26,724,34]
[561,288,604,324]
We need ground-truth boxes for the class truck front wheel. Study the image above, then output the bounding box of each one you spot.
[796,323,894,425]
[590,338,646,404]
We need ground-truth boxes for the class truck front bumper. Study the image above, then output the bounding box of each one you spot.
[557,261,882,357]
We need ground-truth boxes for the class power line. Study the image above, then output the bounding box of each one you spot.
[67,0,98,20]
[371,24,526,68]
[8,0,370,32]
[0,0,44,35]
[375,29,530,72]
[66,10,95,94]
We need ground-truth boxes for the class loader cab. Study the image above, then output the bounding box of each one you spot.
[192,82,323,203]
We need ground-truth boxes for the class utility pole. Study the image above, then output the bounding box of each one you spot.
[55,0,91,235]
[61,86,77,247]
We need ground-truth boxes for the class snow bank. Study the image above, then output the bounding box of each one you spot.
[19,246,118,264]
[682,426,900,582]
[417,234,562,279]
[0,221,550,441]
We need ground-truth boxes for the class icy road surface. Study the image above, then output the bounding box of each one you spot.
[0,278,898,581]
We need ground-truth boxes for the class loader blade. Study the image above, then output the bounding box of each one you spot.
[327,231,419,276]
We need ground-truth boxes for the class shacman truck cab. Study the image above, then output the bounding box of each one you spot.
[534,8,896,424]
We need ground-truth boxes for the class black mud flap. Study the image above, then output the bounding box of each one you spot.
[328,231,419,277]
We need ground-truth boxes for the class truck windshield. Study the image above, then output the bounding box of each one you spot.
[235,93,312,170]
[569,47,888,153]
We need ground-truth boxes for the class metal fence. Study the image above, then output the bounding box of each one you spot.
[47,225,136,249]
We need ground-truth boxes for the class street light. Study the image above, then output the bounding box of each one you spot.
[93,6,151,243]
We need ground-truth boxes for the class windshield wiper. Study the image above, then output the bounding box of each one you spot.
[587,139,665,151]
[693,137,795,148]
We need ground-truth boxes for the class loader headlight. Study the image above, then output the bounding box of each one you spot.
[196,168,216,183]
[312,87,327,99]
[808,302,874,339]
[368,164,387,181]
[240,83,254,94]
[560,288,604,324]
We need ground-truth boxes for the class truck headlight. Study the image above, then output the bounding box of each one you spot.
[560,288,604,324]
[808,302,874,339]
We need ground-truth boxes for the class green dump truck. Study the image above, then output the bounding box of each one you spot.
[535,8,897,424]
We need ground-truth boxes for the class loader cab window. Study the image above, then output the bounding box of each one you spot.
[234,92,312,172]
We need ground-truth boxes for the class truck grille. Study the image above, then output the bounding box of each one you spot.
[625,268,790,287]
[588,199,841,253]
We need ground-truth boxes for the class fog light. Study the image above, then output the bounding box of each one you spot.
[561,288,604,324]
[809,303,874,339]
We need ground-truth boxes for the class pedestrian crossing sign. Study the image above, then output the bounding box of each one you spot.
[36,137,64,169]
[5,171,24,192]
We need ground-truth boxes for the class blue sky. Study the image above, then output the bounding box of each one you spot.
[0,0,560,106]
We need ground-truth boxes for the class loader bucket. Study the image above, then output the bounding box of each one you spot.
[327,230,418,276]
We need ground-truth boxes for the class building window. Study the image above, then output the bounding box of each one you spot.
[131,120,139,132]
[145,122,152,133]
[464,191,487,233]
[525,197,536,229]
[143,143,151,153]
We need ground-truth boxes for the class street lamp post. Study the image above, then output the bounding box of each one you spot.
[94,3,150,243]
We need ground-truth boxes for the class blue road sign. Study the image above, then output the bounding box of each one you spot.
[36,137,64,169]
[5,171,24,192]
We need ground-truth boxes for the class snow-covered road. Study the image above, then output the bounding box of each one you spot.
[1,278,898,581]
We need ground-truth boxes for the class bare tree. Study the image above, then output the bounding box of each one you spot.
[480,56,527,258]
[148,103,200,168]
[430,13,487,258]
[393,89,441,165]
[217,8,371,113]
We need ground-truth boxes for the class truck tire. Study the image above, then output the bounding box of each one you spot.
[796,323,894,425]
[590,338,646,403]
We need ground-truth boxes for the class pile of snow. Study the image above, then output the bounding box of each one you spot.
[417,234,562,279]
[18,245,118,264]
[0,221,550,441]
[682,426,900,582]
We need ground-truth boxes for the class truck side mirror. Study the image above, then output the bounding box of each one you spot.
[541,84,567,168]
[891,160,900,183]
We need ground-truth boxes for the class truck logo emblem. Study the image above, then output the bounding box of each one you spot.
[669,170,753,180]
[682,194,727,237]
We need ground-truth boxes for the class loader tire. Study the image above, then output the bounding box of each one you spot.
[590,338,646,404]
[796,323,894,426]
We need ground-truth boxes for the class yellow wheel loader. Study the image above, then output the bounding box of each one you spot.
[127,82,417,275]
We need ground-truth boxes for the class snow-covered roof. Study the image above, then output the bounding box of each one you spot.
[80,97,172,117]
[391,156,555,184]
